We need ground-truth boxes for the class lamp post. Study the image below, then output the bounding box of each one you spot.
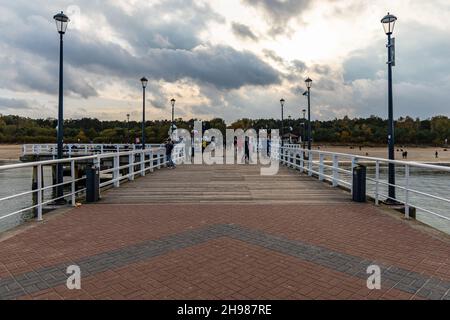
[171,98,176,136]
[53,11,69,201]
[304,77,313,150]
[280,99,285,146]
[140,77,148,149]
[381,12,398,202]
[302,109,306,149]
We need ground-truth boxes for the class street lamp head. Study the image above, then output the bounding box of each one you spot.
[140,77,148,89]
[305,77,313,89]
[53,11,70,34]
[171,98,176,107]
[280,99,285,107]
[381,12,397,35]
[302,109,306,116]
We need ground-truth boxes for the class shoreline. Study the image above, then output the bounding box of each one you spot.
[1,144,450,163]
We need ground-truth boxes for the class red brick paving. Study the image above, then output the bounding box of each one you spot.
[1,203,449,300]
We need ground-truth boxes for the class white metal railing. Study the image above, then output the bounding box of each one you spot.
[274,146,450,233]
[22,144,165,157]
[0,144,186,229]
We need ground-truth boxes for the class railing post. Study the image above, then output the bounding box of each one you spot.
[351,157,357,196]
[37,164,43,221]
[149,151,154,173]
[71,160,76,206]
[319,153,324,181]
[113,154,120,187]
[292,152,296,169]
[300,151,304,172]
[157,151,162,169]
[332,154,339,187]
[375,160,380,205]
[93,156,101,198]
[140,150,145,177]
[129,153,135,181]
[308,151,313,176]
[405,165,410,219]
[101,145,104,154]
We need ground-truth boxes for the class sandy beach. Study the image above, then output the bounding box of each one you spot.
[315,146,450,163]
[0,145,22,161]
[0,144,449,163]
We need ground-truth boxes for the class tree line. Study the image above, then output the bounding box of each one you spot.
[0,114,449,146]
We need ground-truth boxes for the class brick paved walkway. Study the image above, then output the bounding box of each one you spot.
[0,164,449,300]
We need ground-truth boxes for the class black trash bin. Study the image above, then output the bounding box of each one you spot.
[86,165,100,203]
[352,165,366,202]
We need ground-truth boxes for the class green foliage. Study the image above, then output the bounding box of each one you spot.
[0,114,449,146]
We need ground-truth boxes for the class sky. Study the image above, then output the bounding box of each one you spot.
[0,0,449,123]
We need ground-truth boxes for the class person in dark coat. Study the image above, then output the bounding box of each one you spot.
[165,139,175,168]
[244,137,250,164]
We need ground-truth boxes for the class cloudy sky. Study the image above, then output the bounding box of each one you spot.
[0,0,449,123]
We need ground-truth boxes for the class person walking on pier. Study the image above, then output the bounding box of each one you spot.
[244,136,250,164]
[165,139,175,168]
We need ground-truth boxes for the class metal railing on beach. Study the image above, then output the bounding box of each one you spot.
[276,145,450,234]
[0,144,186,230]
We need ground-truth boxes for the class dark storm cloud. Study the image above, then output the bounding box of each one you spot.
[242,0,312,35]
[231,22,259,41]
[0,0,279,97]
[98,0,225,52]
[0,97,30,110]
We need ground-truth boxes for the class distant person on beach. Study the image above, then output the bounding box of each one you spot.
[436,151,439,159]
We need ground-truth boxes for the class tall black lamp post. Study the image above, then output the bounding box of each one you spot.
[302,109,306,149]
[280,99,285,146]
[53,11,70,201]
[171,98,176,136]
[304,77,313,150]
[382,12,398,202]
[140,77,148,149]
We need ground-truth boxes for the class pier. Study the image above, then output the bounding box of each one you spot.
[0,145,449,300]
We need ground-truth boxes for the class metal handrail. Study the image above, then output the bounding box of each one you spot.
[275,146,450,230]
[0,144,186,229]
[22,143,166,156]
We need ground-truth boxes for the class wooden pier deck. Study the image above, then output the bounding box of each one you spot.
[0,163,449,300]
[101,164,350,205]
